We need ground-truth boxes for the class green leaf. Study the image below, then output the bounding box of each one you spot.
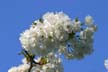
[75,17,79,22]
[68,31,75,40]
[39,57,48,65]
[33,22,37,25]
[39,18,43,23]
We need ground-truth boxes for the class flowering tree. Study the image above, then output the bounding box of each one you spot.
[8,12,97,72]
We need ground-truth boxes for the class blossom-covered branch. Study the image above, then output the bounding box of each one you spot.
[8,12,97,72]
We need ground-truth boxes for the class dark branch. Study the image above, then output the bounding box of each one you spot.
[28,61,33,72]
[21,49,41,72]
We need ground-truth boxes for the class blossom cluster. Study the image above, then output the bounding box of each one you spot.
[8,12,97,72]
[104,59,108,70]
[19,12,97,59]
[8,52,63,72]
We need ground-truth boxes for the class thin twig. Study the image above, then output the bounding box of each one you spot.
[28,61,33,72]
[22,49,41,72]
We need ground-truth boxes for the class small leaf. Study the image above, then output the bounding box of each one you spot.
[39,57,47,65]
[39,18,43,23]
[75,17,79,22]
[68,31,75,40]
[33,22,37,25]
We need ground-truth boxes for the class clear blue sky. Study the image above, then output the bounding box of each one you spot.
[0,0,108,72]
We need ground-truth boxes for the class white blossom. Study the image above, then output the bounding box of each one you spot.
[85,15,94,26]
[8,53,63,72]
[72,20,81,32]
[104,59,108,70]
[8,64,29,72]
[8,67,18,72]
[22,58,28,64]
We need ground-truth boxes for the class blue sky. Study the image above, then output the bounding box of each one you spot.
[0,0,108,72]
